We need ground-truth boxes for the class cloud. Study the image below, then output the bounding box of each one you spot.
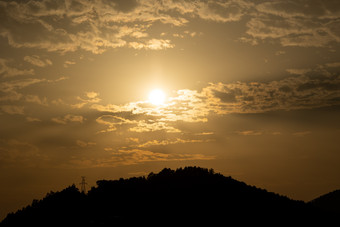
[95,115,129,133]
[0,78,45,93]
[326,62,340,68]
[25,95,48,106]
[0,139,44,167]
[63,60,76,68]
[26,116,41,122]
[245,0,340,47]
[0,58,34,78]
[286,68,311,75]
[72,91,101,109]
[51,114,84,124]
[91,89,211,134]
[292,131,312,137]
[0,0,249,54]
[129,39,174,50]
[129,121,181,133]
[204,66,340,114]
[0,0,180,53]
[135,138,211,148]
[90,65,340,136]
[0,76,67,104]
[1,0,338,53]
[76,140,96,148]
[0,90,22,102]
[82,148,215,167]
[86,91,99,99]
[236,130,263,136]
[24,55,52,67]
[1,105,24,115]
[103,0,139,13]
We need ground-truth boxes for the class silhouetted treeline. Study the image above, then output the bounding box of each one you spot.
[1,166,338,226]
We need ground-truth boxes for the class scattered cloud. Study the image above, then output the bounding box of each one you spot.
[129,39,174,50]
[51,114,84,124]
[203,67,340,114]
[0,58,34,78]
[0,78,45,93]
[25,95,48,106]
[84,148,215,167]
[24,55,52,67]
[245,0,340,47]
[26,116,41,122]
[236,130,263,136]
[275,50,286,56]
[63,60,76,68]
[72,91,101,109]
[135,138,212,148]
[286,68,311,75]
[76,140,96,148]
[326,62,340,68]
[1,105,24,115]
[129,121,181,133]
[271,131,282,136]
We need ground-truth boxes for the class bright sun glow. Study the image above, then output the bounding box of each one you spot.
[148,89,166,105]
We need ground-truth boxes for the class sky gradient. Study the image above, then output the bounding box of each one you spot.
[1,0,340,220]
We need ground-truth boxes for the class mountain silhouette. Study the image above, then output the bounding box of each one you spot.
[309,189,340,215]
[1,166,338,226]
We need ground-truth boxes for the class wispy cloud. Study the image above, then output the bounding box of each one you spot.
[245,0,340,47]
[236,130,263,136]
[76,140,96,148]
[52,114,84,124]
[63,60,76,68]
[0,58,34,78]
[72,91,101,109]
[135,138,212,148]
[292,131,312,137]
[24,55,52,67]
[70,148,215,168]
[25,95,48,106]
[1,105,24,115]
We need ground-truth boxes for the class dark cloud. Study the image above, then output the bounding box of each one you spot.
[244,0,340,47]
[102,0,139,12]
[279,85,292,93]
[213,90,236,103]
[204,65,340,114]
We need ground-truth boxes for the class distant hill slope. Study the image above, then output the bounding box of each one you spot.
[309,189,340,214]
[1,166,338,226]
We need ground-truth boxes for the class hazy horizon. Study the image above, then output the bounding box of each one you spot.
[1,0,340,220]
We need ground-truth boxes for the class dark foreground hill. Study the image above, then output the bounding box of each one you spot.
[1,167,338,226]
[309,189,340,214]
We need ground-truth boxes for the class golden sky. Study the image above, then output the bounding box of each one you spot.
[1,0,340,219]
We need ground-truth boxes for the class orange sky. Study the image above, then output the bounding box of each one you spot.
[1,0,340,220]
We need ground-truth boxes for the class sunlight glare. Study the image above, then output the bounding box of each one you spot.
[148,89,166,105]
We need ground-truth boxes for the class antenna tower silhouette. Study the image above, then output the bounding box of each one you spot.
[80,176,88,193]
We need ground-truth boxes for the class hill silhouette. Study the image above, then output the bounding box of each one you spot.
[309,189,340,214]
[1,166,338,226]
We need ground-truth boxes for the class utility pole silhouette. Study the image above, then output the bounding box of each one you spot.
[79,176,88,194]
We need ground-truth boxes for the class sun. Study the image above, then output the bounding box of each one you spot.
[148,89,166,105]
